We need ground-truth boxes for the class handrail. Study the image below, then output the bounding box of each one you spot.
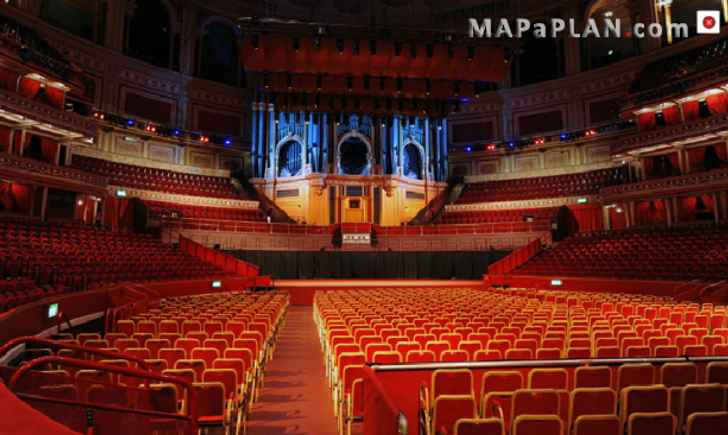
[371,355,728,372]
[9,356,198,435]
[0,337,148,371]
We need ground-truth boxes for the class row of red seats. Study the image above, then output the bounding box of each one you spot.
[71,155,244,199]
[439,207,558,225]
[14,292,288,435]
[314,287,728,435]
[144,200,265,222]
[456,167,627,204]
[0,220,226,300]
[517,226,728,281]
[0,278,68,311]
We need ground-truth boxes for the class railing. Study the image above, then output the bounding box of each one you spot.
[487,238,543,276]
[169,218,550,236]
[179,235,261,277]
[8,356,198,435]
[361,367,408,435]
[0,152,109,189]
[600,167,728,200]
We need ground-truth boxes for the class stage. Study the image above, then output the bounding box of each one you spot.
[272,279,485,305]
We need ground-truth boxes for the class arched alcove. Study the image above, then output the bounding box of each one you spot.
[198,20,239,86]
[126,0,172,68]
[278,140,304,177]
[338,135,371,175]
[402,143,424,180]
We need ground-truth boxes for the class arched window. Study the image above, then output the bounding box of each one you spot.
[40,0,98,41]
[278,141,303,177]
[402,143,423,180]
[126,0,172,68]
[198,21,239,86]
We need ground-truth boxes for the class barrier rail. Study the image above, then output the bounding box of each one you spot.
[179,235,261,277]
[367,355,728,435]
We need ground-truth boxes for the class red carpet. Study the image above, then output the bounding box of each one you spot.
[246,306,339,435]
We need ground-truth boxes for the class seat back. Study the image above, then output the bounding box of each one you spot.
[627,412,675,435]
[570,388,617,423]
[432,369,474,401]
[432,395,477,435]
[454,418,504,435]
[686,412,728,435]
[202,369,237,400]
[512,415,562,435]
[575,366,612,388]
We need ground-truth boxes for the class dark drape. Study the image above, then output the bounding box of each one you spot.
[228,250,510,279]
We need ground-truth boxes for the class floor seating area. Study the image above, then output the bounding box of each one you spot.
[71,155,244,199]
[315,287,728,435]
[456,167,627,204]
[144,200,265,222]
[6,291,288,435]
[0,220,225,297]
[439,207,558,225]
[516,226,728,281]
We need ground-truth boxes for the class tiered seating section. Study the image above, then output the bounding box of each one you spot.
[440,207,558,225]
[7,291,288,435]
[455,167,627,205]
[316,288,728,435]
[145,200,265,222]
[0,278,64,312]
[517,226,728,281]
[0,220,225,300]
[71,155,243,199]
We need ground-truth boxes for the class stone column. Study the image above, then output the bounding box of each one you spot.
[104,0,127,51]
[424,117,431,180]
[380,117,389,175]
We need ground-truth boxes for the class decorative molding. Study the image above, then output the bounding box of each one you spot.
[600,168,728,202]
[446,195,598,212]
[463,161,619,183]
[0,89,96,137]
[72,145,231,177]
[616,116,728,155]
[0,152,108,193]
[108,186,260,209]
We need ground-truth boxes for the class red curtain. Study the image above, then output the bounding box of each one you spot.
[635,200,667,227]
[104,196,133,232]
[707,93,728,115]
[682,100,700,121]
[567,204,603,233]
[678,194,715,222]
[0,67,18,91]
[0,182,31,213]
[44,86,66,109]
[609,207,627,230]
[18,77,41,99]
[637,112,656,130]
[0,126,11,153]
[41,137,59,164]
[662,106,681,125]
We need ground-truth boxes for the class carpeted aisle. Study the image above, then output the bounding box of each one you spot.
[246,306,339,435]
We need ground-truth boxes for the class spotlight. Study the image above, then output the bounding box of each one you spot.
[172,129,181,136]
[486,144,497,151]
[465,145,473,152]
[534,137,545,145]
[224,138,232,145]
[126,119,135,127]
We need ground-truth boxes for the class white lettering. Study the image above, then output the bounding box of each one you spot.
[515,19,531,38]
[468,18,491,38]
[582,19,601,38]
[634,22,646,38]
[648,22,662,38]
[551,19,566,37]
[495,19,513,38]
[533,22,547,38]
[603,18,621,38]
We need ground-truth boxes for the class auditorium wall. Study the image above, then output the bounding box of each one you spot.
[229,250,510,280]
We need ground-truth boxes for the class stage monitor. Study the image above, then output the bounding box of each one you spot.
[47,303,59,319]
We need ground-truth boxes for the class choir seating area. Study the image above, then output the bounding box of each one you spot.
[2,291,288,435]
[455,167,627,205]
[71,155,244,199]
[0,220,225,308]
[144,200,265,223]
[315,287,728,435]
[516,226,728,281]
[439,207,559,226]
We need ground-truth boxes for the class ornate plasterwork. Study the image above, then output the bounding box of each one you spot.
[616,116,728,154]
[600,168,728,202]
[0,152,108,194]
[463,161,620,183]
[107,186,260,209]
[445,195,598,212]
[73,146,232,177]
[0,89,96,137]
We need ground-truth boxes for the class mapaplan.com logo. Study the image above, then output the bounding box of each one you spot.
[468,11,722,39]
